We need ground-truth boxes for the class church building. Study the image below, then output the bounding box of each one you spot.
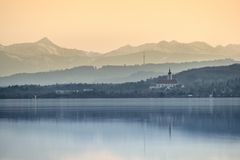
[150,68,178,89]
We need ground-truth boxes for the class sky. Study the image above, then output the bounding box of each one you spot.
[0,0,240,52]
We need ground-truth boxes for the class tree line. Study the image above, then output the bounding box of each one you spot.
[0,78,239,98]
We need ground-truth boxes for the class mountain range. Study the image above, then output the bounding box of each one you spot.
[1,38,240,76]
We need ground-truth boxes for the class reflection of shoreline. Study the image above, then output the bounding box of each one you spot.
[0,98,240,138]
[169,122,172,140]
[1,104,240,137]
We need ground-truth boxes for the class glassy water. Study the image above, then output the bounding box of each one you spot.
[0,98,240,160]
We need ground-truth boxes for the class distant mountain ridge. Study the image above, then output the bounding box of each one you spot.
[0,38,102,76]
[104,41,213,57]
[0,59,238,86]
[98,40,240,66]
[0,38,240,76]
[4,37,90,56]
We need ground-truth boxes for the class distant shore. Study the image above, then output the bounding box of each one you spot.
[1,64,240,99]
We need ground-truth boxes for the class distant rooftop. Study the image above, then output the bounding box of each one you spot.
[158,79,178,84]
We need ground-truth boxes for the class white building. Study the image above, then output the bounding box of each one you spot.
[150,68,178,89]
[55,90,79,95]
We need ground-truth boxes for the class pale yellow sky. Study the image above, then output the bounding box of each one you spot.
[0,0,240,52]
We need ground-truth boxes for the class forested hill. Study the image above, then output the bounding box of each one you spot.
[175,64,240,86]
[0,64,240,98]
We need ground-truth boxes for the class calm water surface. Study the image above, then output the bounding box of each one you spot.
[0,98,240,160]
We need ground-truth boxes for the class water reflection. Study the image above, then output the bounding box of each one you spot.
[0,98,240,160]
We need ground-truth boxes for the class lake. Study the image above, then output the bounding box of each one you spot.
[0,98,240,160]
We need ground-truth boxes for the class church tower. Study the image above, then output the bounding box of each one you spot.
[168,68,172,80]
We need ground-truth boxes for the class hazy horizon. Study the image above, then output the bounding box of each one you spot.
[1,0,240,52]
[1,0,240,78]
[1,37,240,53]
